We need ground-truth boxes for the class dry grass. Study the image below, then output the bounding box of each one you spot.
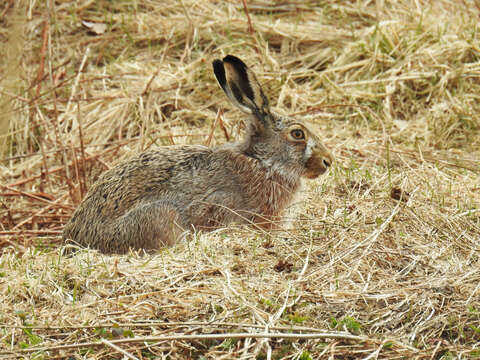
[1,0,480,358]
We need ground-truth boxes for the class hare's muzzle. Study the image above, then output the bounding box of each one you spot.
[303,149,333,179]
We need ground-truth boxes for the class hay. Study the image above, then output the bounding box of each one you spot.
[1,0,479,358]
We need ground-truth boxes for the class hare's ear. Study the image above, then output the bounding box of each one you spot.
[213,55,270,119]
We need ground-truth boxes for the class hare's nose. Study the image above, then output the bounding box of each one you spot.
[322,152,333,168]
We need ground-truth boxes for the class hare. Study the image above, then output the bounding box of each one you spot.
[63,55,333,254]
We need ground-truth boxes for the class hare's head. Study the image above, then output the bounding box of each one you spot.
[213,55,332,180]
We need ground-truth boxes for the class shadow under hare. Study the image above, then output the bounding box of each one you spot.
[63,55,333,254]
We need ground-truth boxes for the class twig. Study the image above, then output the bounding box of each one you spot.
[100,338,139,360]
[38,136,52,192]
[141,69,160,95]
[4,144,127,187]
[0,0,12,18]
[0,89,29,103]
[217,111,230,141]
[36,20,49,98]
[64,47,90,126]
[1,332,368,355]
[12,193,69,230]
[0,133,210,163]
[0,322,342,333]
[205,109,222,146]
[45,4,63,158]
[0,230,61,236]
[378,145,480,172]
[76,101,88,196]
[0,184,73,210]
[241,0,260,55]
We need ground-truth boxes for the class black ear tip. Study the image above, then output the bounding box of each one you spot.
[212,59,226,87]
[212,59,223,73]
[223,55,248,69]
[223,55,240,62]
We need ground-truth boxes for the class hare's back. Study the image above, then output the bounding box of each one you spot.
[82,145,213,215]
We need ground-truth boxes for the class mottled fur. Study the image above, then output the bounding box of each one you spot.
[63,55,332,254]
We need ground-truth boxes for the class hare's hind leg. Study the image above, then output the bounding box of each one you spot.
[113,201,187,253]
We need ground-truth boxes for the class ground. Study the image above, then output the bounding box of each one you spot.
[0,0,479,359]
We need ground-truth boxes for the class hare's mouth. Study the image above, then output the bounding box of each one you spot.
[303,168,326,179]
[303,154,331,179]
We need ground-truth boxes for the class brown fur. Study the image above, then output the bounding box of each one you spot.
[63,55,332,254]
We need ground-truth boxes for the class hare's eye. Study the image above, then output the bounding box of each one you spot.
[290,129,305,140]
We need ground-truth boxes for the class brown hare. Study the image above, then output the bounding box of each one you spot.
[63,55,333,254]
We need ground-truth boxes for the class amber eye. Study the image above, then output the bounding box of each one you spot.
[290,129,305,140]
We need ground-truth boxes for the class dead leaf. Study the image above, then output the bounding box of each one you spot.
[81,20,107,35]
[274,259,293,273]
[390,187,410,202]
[262,240,274,248]
[32,192,55,201]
